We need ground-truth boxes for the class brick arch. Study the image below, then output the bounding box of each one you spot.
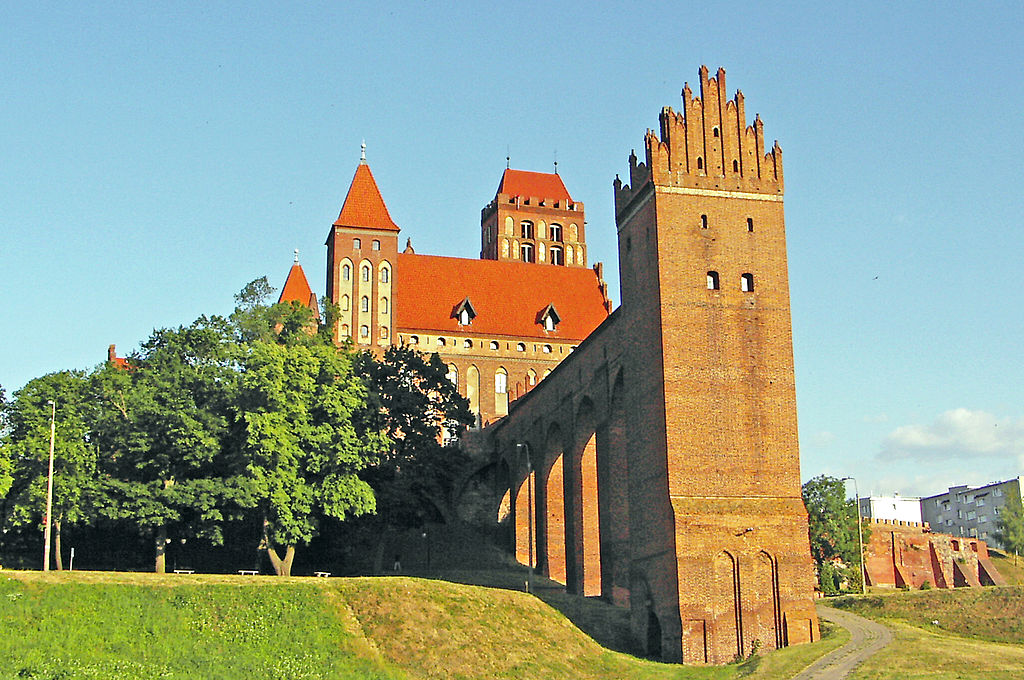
[570,396,601,596]
[510,442,539,569]
[541,422,567,584]
[599,370,630,605]
[711,550,742,663]
[743,550,781,652]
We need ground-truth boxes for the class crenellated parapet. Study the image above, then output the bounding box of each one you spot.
[614,66,783,221]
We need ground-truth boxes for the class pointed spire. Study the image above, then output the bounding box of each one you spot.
[279,254,320,320]
[293,248,299,264]
[334,162,400,232]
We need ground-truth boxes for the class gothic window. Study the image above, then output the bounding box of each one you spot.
[549,246,564,266]
[380,327,389,340]
[543,344,552,353]
[380,266,390,283]
[463,339,472,348]
[495,369,508,394]
[701,214,708,229]
[341,294,350,311]
[707,271,720,290]
[697,156,704,170]
[539,304,560,331]
[741,273,754,292]
[489,340,499,350]
[712,126,720,138]
[372,240,380,250]
[516,342,526,352]
[747,217,754,232]
[341,324,350,337]
[380,297,388,314]
[549,223,563,242]
[520,221,534,239]
[732,160,739,172]
[342,264,351,281]
[361,296,369,312]
[527,369,536,386]
[520,242,535,262]
[566,246,574,265]
[362,266,371,282]
[460,309,471,325]
[437,337,447,347]
[359,325,369,338]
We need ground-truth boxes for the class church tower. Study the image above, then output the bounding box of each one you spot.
[612,66,817,663]
[325,146,399,347]
[480,169,588,267]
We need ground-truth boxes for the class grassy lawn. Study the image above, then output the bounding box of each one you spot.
[0,570,846,680]
[990,549,1024,586]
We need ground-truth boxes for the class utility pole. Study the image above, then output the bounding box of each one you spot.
[43,400,55,572]
[842,476,866,594]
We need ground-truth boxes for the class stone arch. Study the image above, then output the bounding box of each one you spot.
[494,367,509,417]
[712,551,742,663]
[512,442,537,568]
[598,369,630,605]
[569,396,600,596]
[743,551,781,652]
[541,422,567,584]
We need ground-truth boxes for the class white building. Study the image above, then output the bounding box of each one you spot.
[858,495,922,523]
[919,477,1022,549]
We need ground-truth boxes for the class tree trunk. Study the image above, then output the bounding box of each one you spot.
[373,523,393,575]
[54,518,63,571]
[265,544,296,576]
[155,525,167,574]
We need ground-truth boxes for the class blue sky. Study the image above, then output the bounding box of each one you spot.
[3,2,1023,498]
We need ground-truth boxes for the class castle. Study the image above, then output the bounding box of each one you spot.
[280,66,819,664]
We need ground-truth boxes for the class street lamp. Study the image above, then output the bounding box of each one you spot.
[841,476,866,595]
[43,399,56,572]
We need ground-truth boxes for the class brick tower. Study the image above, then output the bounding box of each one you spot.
[325,146,399,347]
[611,66,818,662]
[481,169,588,267]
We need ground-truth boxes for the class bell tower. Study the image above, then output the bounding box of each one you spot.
[325,145,399,348]
[480,168,588,267]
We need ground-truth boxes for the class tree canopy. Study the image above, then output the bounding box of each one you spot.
[995,493,1024,561]
[802,475,869,593]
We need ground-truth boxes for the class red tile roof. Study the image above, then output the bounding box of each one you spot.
[497,169,573,202]
[279,262,321,320]
[394,253,609,340]
[333,163,400,232]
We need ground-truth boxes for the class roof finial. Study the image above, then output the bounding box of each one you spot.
[293,248,299,264]
[554,149,558,174]
[360,140,366,163]
[506,144,510,169]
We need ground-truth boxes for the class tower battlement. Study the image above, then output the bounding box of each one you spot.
[614,66,782,219]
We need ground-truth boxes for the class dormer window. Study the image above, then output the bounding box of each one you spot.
[538,303,561,332]
[452,297,477,326]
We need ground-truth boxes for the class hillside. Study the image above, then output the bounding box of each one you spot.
[0,571,844,680]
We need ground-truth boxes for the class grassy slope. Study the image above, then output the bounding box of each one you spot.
[990,549,1024,585]
[0,571,846,680]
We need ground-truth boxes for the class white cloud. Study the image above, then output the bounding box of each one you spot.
[880,408,1024,461]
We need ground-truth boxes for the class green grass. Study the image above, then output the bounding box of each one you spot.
[0,570,847,680]
[990,549,1024,585]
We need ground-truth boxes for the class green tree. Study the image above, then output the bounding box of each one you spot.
[0,386,12,499]
[802,475,870,593]
[92,317,240,573]
[995,494,1024,564]
[357,345,474,571]
[234,340,384,576]
[2,371,99,570]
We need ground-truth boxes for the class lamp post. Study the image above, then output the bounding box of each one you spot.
[841,476,866,595]
[43,399,56,572]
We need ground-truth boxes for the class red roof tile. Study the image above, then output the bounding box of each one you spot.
[394,254,608,340]
[497,169,573,202]
[334,163,400,232]
[279,262,321,320]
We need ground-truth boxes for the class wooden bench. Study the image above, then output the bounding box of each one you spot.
[173,569,195,574]
[237,569,259,576]
[314,571,331,578]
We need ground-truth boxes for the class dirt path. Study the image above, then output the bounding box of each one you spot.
[791,603,892,680]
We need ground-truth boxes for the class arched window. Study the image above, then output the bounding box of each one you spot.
[437,337,446,347]
[741,273,754,292]
[359,325,369,338]
[543,344,552,353]
[380,267,390,283]
[361,266,371,282]
[697,157,704,171]
[409,335,419,345]
[544,316,555,331]
[527,369,537,386]
[732,160,739,172]
[701,214,708,229]
[516,342,526,352]
[713,126,720,138]
[707,271,720,290]
[353,238,361,249]
[494,369,508,394]
[380,297,388,314]
[520,242,535,262]
[380,327,389,339]
[341,294,350,311]
[342,264,351,281]
[361,296,369,312]
[463,339,472,348]
[459,308,471,325]
[489,340,499,350]
[549,246,564,266]
[446,364,458,387]
[520,220,534,239]
[372,240,380,250]
[341,324,350,337]
[747,217,754,233]
[549,223,563,242]
[566,246,574,265]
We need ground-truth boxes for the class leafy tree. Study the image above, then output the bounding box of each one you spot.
[92,316,240,573]
[995,494,1024,564]
[802,475,870,593]
[0,386,11,499]
[2,371,99,569]
[357,345,474,571]
[234,340,384,575]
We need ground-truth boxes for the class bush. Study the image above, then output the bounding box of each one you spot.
[920,580,932,590]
